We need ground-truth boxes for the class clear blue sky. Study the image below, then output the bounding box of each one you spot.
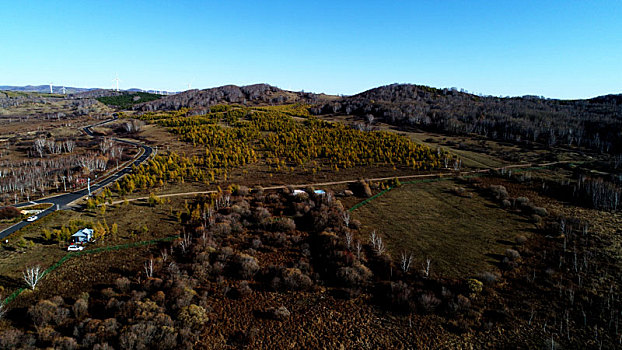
[1,1,620,98]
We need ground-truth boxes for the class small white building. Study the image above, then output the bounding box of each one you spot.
[71,228,94,244]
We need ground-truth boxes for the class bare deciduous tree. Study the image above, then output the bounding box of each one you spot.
[99,138,114,155]
[110,145,124,159]
[370,231,377,247]
[123,120,144,133]
[400,252,413,273]
[422,258,431,278]
[33,137,46,158]
[144,259,154,278]
[375,237,385,255]
[342,211,350,228]
[355,240,362,259]
[45,139,63,155]
[179,234,191,254]
[344,230,352,249]
[63,140,75,153]
[23,265,43,290]
[369,231,385,255]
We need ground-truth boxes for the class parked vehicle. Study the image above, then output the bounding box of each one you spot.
[25,215,38,222]
[67,244,84,252]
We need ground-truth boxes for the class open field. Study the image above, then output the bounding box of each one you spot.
[352,179,534,278]
[134,122,204,156]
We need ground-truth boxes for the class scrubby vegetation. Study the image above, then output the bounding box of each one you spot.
[0,190,487,348]
[4,176,617,348]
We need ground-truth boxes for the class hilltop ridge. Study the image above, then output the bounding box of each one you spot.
[133,83,337,111]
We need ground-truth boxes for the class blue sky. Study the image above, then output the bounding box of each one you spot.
[1,1,620,98]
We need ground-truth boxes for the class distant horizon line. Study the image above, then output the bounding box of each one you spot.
[1,82,620,101]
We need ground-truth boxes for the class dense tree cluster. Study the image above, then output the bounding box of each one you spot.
[262,117,440,170]
[116,153,211,195]
[0,138,128,205]
[0,92,100,117]
[479,177,622,348]
[96,92,162,109]
[0,156,96,204]
[120,104,444,195]
[573,176,621,211]
[496,167,622,212]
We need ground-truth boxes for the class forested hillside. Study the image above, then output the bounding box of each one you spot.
[133,83,622,154]
[134,84,334,112]
[313,84,622,153]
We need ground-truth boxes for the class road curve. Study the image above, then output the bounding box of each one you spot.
[0,118,153,240]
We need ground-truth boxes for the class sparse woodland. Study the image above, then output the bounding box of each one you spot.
[0,135,128,205]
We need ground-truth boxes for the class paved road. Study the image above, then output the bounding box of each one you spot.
[0,119,153,240]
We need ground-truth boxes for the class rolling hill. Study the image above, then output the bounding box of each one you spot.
[313,84,622,153]
[133,83,338,111]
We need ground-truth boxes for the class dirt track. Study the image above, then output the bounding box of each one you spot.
[108,160,576,205]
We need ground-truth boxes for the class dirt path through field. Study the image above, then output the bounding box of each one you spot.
[108,160,577,205]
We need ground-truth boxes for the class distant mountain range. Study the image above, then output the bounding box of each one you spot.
[0,85,177,95]
[0,85,92,94]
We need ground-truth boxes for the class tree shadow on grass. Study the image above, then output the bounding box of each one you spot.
[484,253,505,269]
[496,239,514,246]
[0,274,23,290]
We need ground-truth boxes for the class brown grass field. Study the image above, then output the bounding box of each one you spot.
[352,179,535,278]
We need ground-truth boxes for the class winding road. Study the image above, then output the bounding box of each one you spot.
[0,119,154,240]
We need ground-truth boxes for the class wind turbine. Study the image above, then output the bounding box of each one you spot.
[61,86,66,94]
[49,82,53,94]
[187,78,196,91]
[112,74,120,92]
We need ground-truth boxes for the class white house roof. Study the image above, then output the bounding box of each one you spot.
[71,228,94,237]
